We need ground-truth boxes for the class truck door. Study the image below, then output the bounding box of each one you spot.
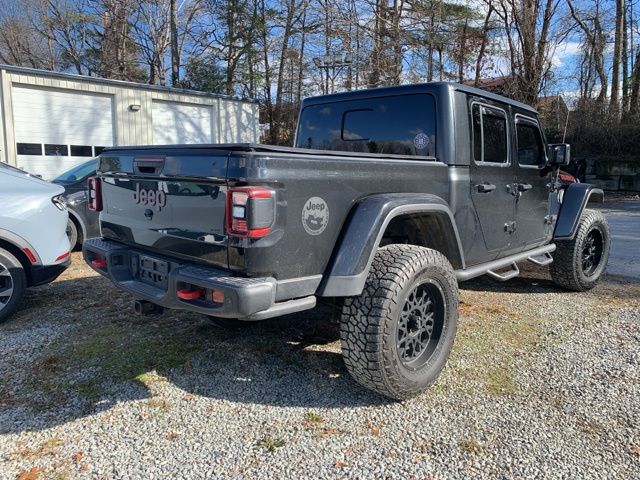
[469,102,516,260]
[513,115,552,248]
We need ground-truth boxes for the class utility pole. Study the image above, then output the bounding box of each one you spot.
[313,54,353,94]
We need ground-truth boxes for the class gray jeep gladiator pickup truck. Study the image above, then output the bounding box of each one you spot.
[83,82,610,400]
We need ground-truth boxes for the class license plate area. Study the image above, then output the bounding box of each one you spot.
[132,253,169,290]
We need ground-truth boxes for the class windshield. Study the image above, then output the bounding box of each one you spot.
[53,159,98,184]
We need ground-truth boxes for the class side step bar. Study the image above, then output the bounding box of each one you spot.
[456,244,556,282]
[527,251,553,266]
[487,263,520,281]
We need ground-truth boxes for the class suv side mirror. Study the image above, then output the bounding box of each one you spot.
[549,143,571,166]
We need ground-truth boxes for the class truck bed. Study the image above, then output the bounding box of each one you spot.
[95,144,450,288]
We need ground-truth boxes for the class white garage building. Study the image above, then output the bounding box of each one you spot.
[0,65,259,179]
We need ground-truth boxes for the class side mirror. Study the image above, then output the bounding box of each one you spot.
[549,143,571,166]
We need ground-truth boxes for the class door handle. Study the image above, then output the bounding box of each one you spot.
[518,183,533,192]
[476,183,496,193]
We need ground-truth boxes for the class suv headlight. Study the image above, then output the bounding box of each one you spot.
[52,194,67,211]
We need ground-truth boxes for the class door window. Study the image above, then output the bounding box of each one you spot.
[516,120,545,167]
[472,104,509,165]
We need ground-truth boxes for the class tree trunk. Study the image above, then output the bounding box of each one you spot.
[611,0,625,114]
[629,49,640,116]
[272,0,296,144]
[474,4,494,86]
[170,0,179,86]
[622,0,629,113]
[458,17,469,83]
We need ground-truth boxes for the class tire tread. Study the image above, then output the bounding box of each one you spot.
[340,244,458,400]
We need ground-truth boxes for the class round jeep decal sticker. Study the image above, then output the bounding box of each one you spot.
[302,197,329,235]
[413,132,430,150]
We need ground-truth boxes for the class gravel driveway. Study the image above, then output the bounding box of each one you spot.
[1,208,639,479]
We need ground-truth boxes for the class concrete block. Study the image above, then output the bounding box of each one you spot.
[585,175,621,191]
[595,159,640,176]
[619,175,640,192]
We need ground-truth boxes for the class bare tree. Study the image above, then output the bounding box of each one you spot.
[567,0,608,104]
[474,2,495,86]
[130,0,171,84]
[495,0,559,104]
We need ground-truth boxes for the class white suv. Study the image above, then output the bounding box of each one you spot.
[0,162,71,322]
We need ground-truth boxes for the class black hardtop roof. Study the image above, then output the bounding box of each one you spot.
[99,143,438,161]
[300,81,538,114]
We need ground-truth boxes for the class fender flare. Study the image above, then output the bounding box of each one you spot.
[0,228,42,265]
[554,183,604,240]
[317,194,465,297]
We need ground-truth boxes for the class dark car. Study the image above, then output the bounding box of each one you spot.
[52,159,99,250]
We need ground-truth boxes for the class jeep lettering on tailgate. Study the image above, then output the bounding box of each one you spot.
[133,183,167,211]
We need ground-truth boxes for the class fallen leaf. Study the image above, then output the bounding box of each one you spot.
[334,460,348,468]
[17,467,42,480]
[72,451,84,463]
[364,420,382,436]
[181,358,190,374]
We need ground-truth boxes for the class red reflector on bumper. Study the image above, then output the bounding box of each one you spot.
[91,259,107,269]
[177,289,204,300]
[56,251,70,262]
[23,248,37,264]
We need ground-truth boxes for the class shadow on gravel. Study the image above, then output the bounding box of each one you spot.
[0,276,390,435]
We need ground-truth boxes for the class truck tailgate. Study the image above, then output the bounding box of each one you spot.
[97,151,229,269]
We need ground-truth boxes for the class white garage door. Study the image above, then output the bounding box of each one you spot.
[152,101,213,145]
[12,86,114,179]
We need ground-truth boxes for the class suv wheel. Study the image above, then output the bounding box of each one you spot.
[340,245,458,400]
[551,209,611,291]
[0,248,27,323]
[66,218,79,251]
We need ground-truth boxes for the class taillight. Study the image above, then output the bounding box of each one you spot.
[91,258,107,269]
[88,176,102,211]
[226,186,275,238]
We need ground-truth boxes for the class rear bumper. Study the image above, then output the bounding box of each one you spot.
[30,257,71,286]
[82,238,279,319]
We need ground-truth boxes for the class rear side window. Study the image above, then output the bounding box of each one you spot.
[296,94,436,157]
[472,104,509,165]
[516,121,545,167]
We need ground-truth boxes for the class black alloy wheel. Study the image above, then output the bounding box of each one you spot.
[396,280,445,371]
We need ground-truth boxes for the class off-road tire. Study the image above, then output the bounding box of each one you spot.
[551,209,610,291]
[340,245,458,400]
[0,247,27,323]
